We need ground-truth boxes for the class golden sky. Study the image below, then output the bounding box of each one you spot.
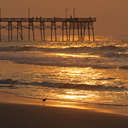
[1,0,128,38]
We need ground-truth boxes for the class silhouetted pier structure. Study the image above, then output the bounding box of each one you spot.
[0,17,96,42]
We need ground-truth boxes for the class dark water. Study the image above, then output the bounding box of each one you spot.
[0,38,128,115]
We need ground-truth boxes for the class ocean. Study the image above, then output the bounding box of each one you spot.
[0,37,128,115]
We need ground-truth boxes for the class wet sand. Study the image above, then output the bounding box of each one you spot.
[0,102,128,128]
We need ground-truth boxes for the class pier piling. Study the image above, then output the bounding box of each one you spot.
[0,17,96,42]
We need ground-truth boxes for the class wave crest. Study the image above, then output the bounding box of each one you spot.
[0,79,126,91]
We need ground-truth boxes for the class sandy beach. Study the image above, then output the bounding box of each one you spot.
[0,103,128,128]
[0,93,128,128]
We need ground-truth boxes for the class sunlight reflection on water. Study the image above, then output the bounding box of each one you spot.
[0,38,128,116]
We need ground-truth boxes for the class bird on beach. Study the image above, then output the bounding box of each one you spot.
[42,98,47,102]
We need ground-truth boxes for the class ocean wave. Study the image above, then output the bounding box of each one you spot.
[0,79,127,91]
[119,66,128,69]
[0,45,127,53]
[0,45,128,61]
[0,85,17,89]
[95,77,116,80]
[1,53,128,69]
[102,53,128,58]
[95,103,128,107]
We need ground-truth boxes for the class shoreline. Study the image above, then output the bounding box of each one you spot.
[0,92,128,128]
[0,91,128,116]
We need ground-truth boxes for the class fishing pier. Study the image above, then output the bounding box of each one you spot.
[0,17,96,42]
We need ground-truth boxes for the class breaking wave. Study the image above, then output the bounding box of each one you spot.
[0,79,126,91]
[0,53,128,69]
[0,45,127,53]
